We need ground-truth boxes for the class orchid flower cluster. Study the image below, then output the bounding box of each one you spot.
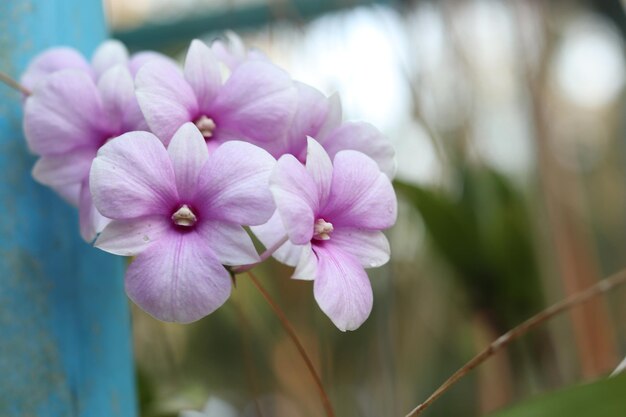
[21,33,397,331]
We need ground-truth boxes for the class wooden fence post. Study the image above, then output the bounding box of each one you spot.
[0,1,137,416]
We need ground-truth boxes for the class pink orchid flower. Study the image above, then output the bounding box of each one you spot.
[255,138,397,331]
[283,82,397,178]
[21,39,173,90]
[210,31,268,71]
[135,39,297,151]
[204,35,396,176]
[89,123,276,323]
[23,64,148,241]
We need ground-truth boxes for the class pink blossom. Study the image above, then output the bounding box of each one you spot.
[21,39,174,90]
[89,123,276,323]
[23,64,148,241]
[210,31,268,70]
[284,82,397,178]
[135,39,297,151]
[206,35,396,176]
[255,138,397,331]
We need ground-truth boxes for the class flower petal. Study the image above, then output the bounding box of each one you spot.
[128,51,177,77]
[270,155,317,245]
[55,183,82,206]
[323,150,397,230]
[24,69,108,155]
[91,39,129,79]
[313,246,373,331]
[95,215,170,257]
[98,65,147,132]
[209,60,297,153]
[284,83,335,158]
[327,229,390,268]
[21,47,92,90]
[211,30,248,70]
[90,131,178,219]
[32,147,95,187]
[196,141,275,225]
[167,123,209,200]
[316,92,343,140]
[125,232,232,323]
[184,39,222,110]
[251,210,301,266]
[79,180,110,242]
[320,122,396,178]
[196,221,259,265]
[293,243,317,281]
[305,137,332,208]
[135,61,198,145]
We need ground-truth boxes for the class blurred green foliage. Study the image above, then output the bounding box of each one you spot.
[395,166,544,332]
[488,373,626,417]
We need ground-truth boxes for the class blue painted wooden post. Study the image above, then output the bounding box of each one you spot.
[0,1,137,416]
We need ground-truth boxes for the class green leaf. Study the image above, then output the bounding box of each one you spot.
[488,374,626,417]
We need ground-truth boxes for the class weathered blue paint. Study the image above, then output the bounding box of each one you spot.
[0,1,137,417]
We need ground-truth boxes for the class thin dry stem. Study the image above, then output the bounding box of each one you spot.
[247,271,336,417]
[405,268,626,417]
[0,71,31,96]
[232,235,289,274]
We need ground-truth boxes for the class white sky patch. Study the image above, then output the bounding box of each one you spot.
[284,6,412,132]
[554,13,626,109]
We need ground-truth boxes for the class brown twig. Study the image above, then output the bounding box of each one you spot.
[232,235,288,274]
[247,271,336,417]
[0,71,31,96]
[405,268,626,417]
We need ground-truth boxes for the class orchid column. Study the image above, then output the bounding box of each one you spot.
[0,1,137,416]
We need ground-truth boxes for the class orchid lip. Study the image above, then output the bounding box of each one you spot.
[313,218,333,240]
[194,115,216,138]
[172,204,197,227]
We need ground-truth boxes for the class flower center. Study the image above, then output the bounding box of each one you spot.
[171,204,197,227]
[313,218,333,240]
[194,115,217,139]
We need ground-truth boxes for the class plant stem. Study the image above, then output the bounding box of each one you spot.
[232,235,289,274]
[0,71,31,96]
[405,268,626,417]
[247,271,336,417]
[611,356,626,377]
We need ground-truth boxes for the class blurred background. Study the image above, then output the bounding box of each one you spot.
[104,0,626,416]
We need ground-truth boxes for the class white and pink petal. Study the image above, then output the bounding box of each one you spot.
[135,61,199,145]
[326,229,390,268]
[90,131,178,219]
[24,69,108,155]
[167,123,209,201]
[125,232,232,323]
[21,47,92,90]
[270,155,318,245]
[98,65,147,133]
[95,215,170,257]
[250,210,301,266]
[184,39,222,110]
[305,137,333,208]
[32,147,95,188]
[323,150,397,230]
[320,122,396,179]
[209,60,297,153]
[196,221,259,266]
[91,39,129,79]
[79,180,110,242]
[196,141,275,226]
[313,246,373,331]
[293,243,317,281]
